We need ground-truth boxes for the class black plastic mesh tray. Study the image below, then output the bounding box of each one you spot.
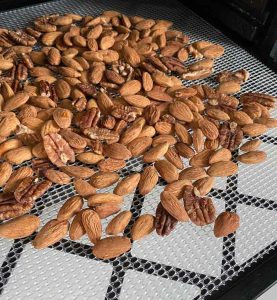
[0,0,276,299]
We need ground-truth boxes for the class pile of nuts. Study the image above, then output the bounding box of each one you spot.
[0,11,276,259]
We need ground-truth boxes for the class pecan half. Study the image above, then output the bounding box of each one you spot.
[155,202,178,236]
[15,63,28,81]
[79,108,100,129]
[76,83,97,97]
[43,133,75,167]
[84,127,119,142]
[183,185,215,226]
[100,115,116,129]
[144,104,160,125]
[240,92,275,109]
[32,159,53,176]
[111,105,139,122]
[161,56,187,74]
[219,122,243,151]
[8,30,37,46]
[217,69,249,84]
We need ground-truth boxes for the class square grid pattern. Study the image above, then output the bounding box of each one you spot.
[0,0,276,299]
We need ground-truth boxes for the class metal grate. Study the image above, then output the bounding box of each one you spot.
[0,0,277,299]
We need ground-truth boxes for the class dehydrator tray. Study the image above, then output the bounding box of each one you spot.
[0,0,276,299]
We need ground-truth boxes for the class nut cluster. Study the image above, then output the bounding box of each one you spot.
[0,11,276,259]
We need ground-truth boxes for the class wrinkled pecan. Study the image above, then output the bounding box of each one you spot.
[72,97,87,111]
[100,115,116,129]
[0,193,16,206]
[161,56,187,74]
[183,185,215,226]
[144,104,160,125]
[21,53,34,69]
[25,27,42,39]
[240,92,275,109]
[0,199,34,221]
[84,127,119,142]
[88,139,103,155]
[217,69,249,84]
[111,105,139,122]
[12,80,23,93]
[161,114,176,124]
[32,159,53,177]
[39,80,51,97]
[219,122,243,151]
[15,63,28,81]
[79,108,101,129]
[113,119,128,134]
[8,30,37,46]
[43,133,75,167]
[14,177,52,204]
[147,56,168,72]
[76,83,97,97]
[155,202,178,236]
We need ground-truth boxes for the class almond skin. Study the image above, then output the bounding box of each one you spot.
[32,219,68,249]
[164,147,184,170]
[0,162,12,187]
[138,166,159,195]
[106,211,132,235]
[88,193,123,206]
[193,176,215,196]
[90,171,119,188]
[169,101,193,122]
[242,123,267,137]
[0,215,40,239]
[69,211,86,240]
[127,136,152,157]
[44,169,71,185]
[76,152,104,164]
[160,191,189,222]
[3,92,30,111]
[190,150,214,167]
[143,142,169,163]
[119,80,141,96]
[114,173,141,196]
[103,143,131,160]
[131,214,155,241]
[73,178,96,198]
[82,209,102,244]
[59,166,94,178]
[179,167,207,181]
[237,151,267,164]
[198,119,219,140]
[164,179,192,199]
[207,161,238,177]
[93,236,131,259]
[93,203,121,219]
[240,139,261,152]
[57,195,84,221]
[209,148,232,164]
[214,211,240,237]
[154,160,179,183]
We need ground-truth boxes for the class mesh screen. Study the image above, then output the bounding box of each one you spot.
[0,0,276,299]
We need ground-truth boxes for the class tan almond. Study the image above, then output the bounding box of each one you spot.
[142,71,153,91]
[143,142,169,163]
[175,142,195,158]
[169,101,193,122]
[138,166,159,196]
[32,142,48,159]
[240,139,261,152]
[164,179,192,199]
[164,147,184,170]
[179,167,207,180]
[123,95,150,108]
[190,149,214,167]
[207,161,238,177]
[122,45,141,67]
[206,108,230,121]
[93,203,121,219]
[90,171,119,189]
[131,214,155,240]
[44,169,71,185]
[237,151,267,164]
[57,195,84,221]
[198,119,219,140]
[3,92,30,111]
[120,118,145,145]
[88,193,123,206]
[97,91,114,115]
[59,166,94,178]
[32,219,68,249]
[175,122,192,145]
[127,136,152,157]
[0,162,12,187]
[114,173,141,196]
[4,146,33,165]
[73,178,96,198]
[4,166,33,192]
[77,152,104,164]
[209,148,232,164]
[193,128,204,152]
[193,176,215,196]
[154,159,179,183]
[214,211,239,237]
[98,158,126,172]
[69,211,85,240]
[40,119,60,137]
[155,121,174,135]
[106,211,132,235]
[0,139,22,157]
[119,80,141,96]
[242,123,267,137]
[217,81,241,95]
[160,191,189,222]
[103,143,131,160]
[81,209,102,244]
[60,129,87,149]
[53,108,73,128]
[231,111,253,125]
[0,215,40,239]
[152,135,177,147]
[93,236,131,259]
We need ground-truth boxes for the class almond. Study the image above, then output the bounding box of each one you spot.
[93,236,131,259]
[32,219,68,249]
[0,215,40,239]
[98,158,126,172]
[164,179,192,199]
[179,167,207,180]
[59,166,94,178]
[123,95,150,108]
[207,161,238,177]
[175,122,192,144]
[237,150,267,164]
[93,203,121,219]
[169,101,193,122]
[0,114,20,137]
[164,147,184,170]
[44,169,71,185]
[106,210,132,235]
[88,193,123,206]
[209,148,232,164]
[60,129,87,149]
[240,139,261,152]
[32,142,48,159]
[73,178,96,197]
[100,35,115,50]
[81,209,102,244]
[255,117,277,128]
[53,108,73,128]
[231,111,253,125]
[120,118,145,145]
[4,146,33,165]
[175,142,195,158]
[97,91,114,115]
[201,44,224,59]
[206,108,230,121]
[160,191,189,221]
[193,176,215,196]
[214,211,239,237]
[4,166,33,192]
[122,45,141,67]
[77,152,104,164]
[198,119,219,140]
[155,121,174,135]
[127,136,152,157]
[114,173,141,196]
[57,196,83,221]
[0,139,22,157]
[40,119,60,137]
[55,79,71,99]
[131,214,155,240]
[0,162,12,187]
[190,149,214,167]
[154,159,179,183]
[103,143,131,160]
[3,92,30,111]
[143,142,169,163]
[138,166,159,195]
[242,123,267,137]
[90,171,119,188]
[217,81,241,95]
[142,71,153,91]
[119,80,141,96]
[152,135,177,147]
